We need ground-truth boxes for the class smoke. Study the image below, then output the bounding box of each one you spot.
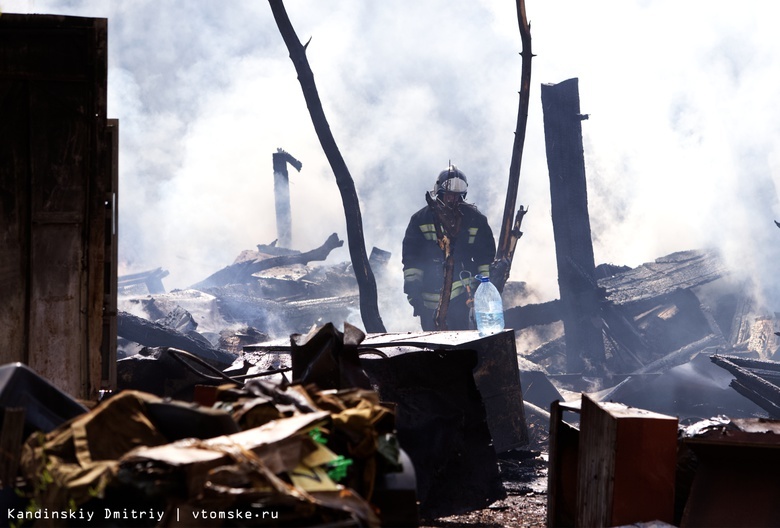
[4,0,780,330]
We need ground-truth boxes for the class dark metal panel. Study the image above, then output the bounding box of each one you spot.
[547,400,580,528]
[360,346,505,519]
[242,329,529,518]
[362,330,530,452]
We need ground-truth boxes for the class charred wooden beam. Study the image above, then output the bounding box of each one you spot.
[600,302,649,371]
[715,354,780,374]
[542,78,606,374]
[504,298,561,331]
[711,354,780,418]
[636,333,725,374]
[118,267,169,294]
[191,233,343,290]
[272,148,302,248]
[730,379,780,418]
[117,310,235,369]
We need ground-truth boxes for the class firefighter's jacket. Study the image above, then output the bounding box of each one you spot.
[402,201,496,312]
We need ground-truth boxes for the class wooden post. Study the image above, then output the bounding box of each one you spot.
[272,148,302,248]
[541,78,606,373]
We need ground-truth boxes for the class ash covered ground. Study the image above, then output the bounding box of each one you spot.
[422,409,550,528]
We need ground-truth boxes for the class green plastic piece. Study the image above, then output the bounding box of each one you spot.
[326,456,353,482]
[308,427,327,445]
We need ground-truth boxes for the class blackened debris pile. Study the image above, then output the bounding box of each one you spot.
[14,383,412,527]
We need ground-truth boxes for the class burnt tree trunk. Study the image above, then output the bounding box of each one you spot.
[269,0,385,333]
[541,78,606,373]
[494,0,533,293]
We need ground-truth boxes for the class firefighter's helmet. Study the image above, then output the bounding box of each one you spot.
[434,165,468,200]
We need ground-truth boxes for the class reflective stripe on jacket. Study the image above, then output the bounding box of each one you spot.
[402,201,496,309]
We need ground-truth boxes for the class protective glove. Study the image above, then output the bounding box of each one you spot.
[489,258,510,283]
[409,296,426,317]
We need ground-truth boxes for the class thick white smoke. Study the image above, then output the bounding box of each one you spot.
[4,0,780,330]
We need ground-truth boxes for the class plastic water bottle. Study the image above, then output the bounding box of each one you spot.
[474,274,505,336]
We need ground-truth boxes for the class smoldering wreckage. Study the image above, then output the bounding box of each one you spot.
[4,12,780,528]
[6,242,780,528]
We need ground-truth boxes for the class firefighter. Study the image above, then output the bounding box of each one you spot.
[402,164,496,331]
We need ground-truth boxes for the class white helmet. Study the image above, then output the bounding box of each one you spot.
[434,165,468,200]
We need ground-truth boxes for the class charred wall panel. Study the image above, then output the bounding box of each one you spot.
[542,78,606,373]
[29,225,84,391]
[0,81,29,363]
[0,14,115,399]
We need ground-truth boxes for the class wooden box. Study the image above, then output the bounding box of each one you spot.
[549,394,678,527]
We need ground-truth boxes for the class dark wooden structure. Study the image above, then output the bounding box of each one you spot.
[0,14,118,399]
[548,396,678,527]
[542,78,606,373]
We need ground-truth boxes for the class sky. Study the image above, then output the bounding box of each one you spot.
[4,0,780,332]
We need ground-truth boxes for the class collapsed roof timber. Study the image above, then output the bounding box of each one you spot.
[109,240,780,524]
[117,242,777,417]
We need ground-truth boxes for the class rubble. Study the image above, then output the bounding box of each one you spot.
[677,416,780,527]
[117,310,236,368]
[107,242,780,525]
[710,354,780,417]
[9,362,413,527]
[241,326,527,519]
[516,249,778,401]
[2,142,778,523]
[6,237,780,526]
[191,233,344,291]
[118,268,170,296]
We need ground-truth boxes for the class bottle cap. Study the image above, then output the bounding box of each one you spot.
[475,274,490,283]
